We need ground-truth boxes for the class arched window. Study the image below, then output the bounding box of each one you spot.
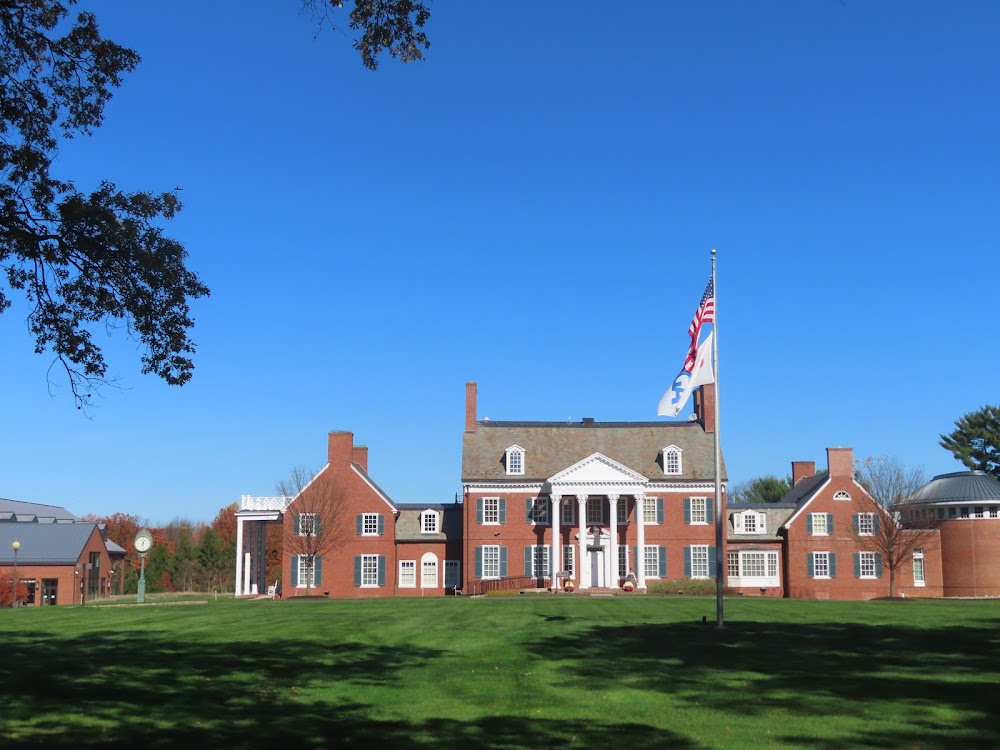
[833,490,851,501]
[421,552,438,588]
[663,445,682,475]
[505,445,525,476]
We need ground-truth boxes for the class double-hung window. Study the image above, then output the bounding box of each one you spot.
[689,545,709,578]
[481,545,501,579]
[421,510,439,533]
[562,545,575,578]
[399,560,416,588]
[359,513,382,536]
[562,498,576,526]
[297,513,317,536]
[912,549,925,587]
[586,497,604,525]
[481,497,501,525]
[686,497,708,524]
[526,545,550,577]
[527,498,549,524]
[360,554,380,587]
[808,513,832,536]
[643,497,663,524]
[857,551,879,579]
[811,551,832,579]
[856,512,875,536]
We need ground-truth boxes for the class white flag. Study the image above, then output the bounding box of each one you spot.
[658,331,715,417]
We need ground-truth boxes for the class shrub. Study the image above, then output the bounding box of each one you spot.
[647,578,736,596]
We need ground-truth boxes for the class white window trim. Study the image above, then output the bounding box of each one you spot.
[482,497,500,526]
[399,560,416,588]
[298,513,317,537]
[421,553,438,589]
[689,497,708,525]
[690,544,710,579]
[361,513,380,536]
[833,490,851,501]
[858,551,878,579]
[481,544,501,580]
[857,512,875,537]
[810,512,829,536]
[643,545,661,580]
[812,551,832,580]
[529,497,549,524]
[505,445,525,476]
[735,511,766,535]
[912,549,926,588]
[360,554,380,588]
[727,550,780,588]
[420,510,439,534]
[562,498,576,526]
[296,555,318,588]
[643,497,659,525]
[663,445,683,476]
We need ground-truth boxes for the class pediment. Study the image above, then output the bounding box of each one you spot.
[548,452,648,488]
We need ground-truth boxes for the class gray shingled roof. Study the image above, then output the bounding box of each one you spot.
[776,474,829,507]
[0,498,79,523]
[0,523,97,564]
[394,505,463,542]
[908,471,1000,504]
[462,420,725,483]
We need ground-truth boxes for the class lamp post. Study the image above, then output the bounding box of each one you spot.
[11,540,20,608]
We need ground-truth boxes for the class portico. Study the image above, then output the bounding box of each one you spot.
[547,452,650,591]
[234,495,292,596]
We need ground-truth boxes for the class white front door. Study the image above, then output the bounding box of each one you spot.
[589,547,605,588]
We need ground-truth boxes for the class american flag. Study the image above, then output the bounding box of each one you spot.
[683,277,715,372]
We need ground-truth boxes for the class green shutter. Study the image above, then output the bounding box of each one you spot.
[377,514,384,535]
[377,556,386,586]
[356,514,363,535]
[524,546,533,576]
[294,515,301,535]
[498,498,507,524]
[656,498,664,524]
[475,546,483,578]
[658,546,667,578]
[354,556,362,586]
[807,515,813,535]
[708,546,717,579]
[634,546,639,576]
[827,513,834,533]
[684,546,692,577]
[314,556,323,586]
[291,555,299,586]
[683,498,691,524]
[873,516,881,535]
[852,514,859,534]
[875,554,883,578]
[829,553,837,578]
[706,500,714,524]
[807,553,814,578]
[526,498,534,522]
[476,498,483,524]
[314,516,321,536]
[854,552,861,578]
[499,546,508,577]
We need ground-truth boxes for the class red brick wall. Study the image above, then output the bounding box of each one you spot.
[6,526,113,606]
[462,491,725,591]
[939,518,1000,596]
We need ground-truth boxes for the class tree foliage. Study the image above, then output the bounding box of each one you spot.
[303,0,431,70]
[728,475,791,504]
[0,1,210,407]
[939,405,1000,480]
[853,455,936,597]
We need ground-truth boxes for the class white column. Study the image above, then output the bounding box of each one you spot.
[608,495,619,588]
[577,495,588,588]
[243,552,252,595]
[234,516,245,596]
[636,494,647,590]
[551,495,561,591]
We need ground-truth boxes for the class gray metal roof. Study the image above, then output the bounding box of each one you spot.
[0,498,79,523]
[908,471,1000,504]
[462,420,725,483]
[0,523,98,564]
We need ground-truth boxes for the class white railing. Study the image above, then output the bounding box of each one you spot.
[240,495,293,512]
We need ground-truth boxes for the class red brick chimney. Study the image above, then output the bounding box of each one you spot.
[791,461,816,485]
[465,382,478,432]
[694,383,715,433]
[827,447,854,478]
[352,445,369,472]
[327,431,354,466]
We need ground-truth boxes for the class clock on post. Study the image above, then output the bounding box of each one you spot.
[134,529,153,603]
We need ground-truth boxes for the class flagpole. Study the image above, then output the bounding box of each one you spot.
[711,248,724,629]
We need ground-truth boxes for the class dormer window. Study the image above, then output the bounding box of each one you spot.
[663,445,682,475]
[735,510,766,534]
[420,510,439,534]
[505,445,525,476]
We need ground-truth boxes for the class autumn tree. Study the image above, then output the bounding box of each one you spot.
[198,528,232,593]
[279,466,350,597]
[940,405,1000,480]
[853,455,938,597]
[728,475,791,504]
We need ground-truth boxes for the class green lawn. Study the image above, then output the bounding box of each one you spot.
[1,596,997,749]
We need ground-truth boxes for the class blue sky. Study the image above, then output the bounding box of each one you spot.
[2,1,996,525]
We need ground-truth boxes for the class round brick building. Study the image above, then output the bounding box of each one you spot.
[909,471,1000,597]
